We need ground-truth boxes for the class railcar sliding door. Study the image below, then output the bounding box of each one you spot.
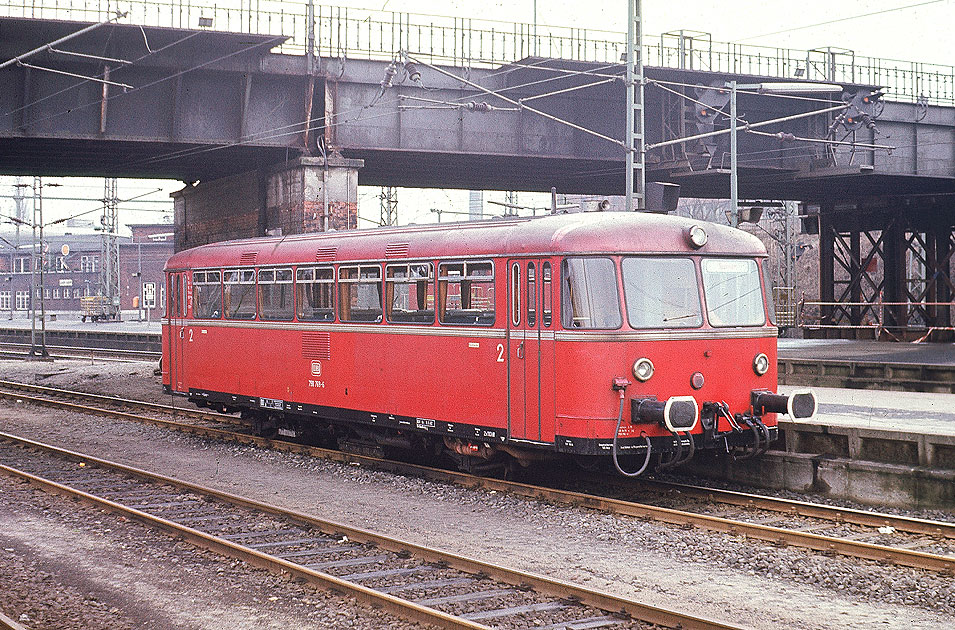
[507,259,556,442]
[167,271,186,393]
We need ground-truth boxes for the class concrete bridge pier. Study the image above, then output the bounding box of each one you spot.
[172,155,363,252]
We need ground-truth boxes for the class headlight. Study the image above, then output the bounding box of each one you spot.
[686,225,708,249]
[632,357,655,382]
[753,353,770,376]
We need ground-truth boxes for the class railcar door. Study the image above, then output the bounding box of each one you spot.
[167,271,187,393]
[507,259,555,442]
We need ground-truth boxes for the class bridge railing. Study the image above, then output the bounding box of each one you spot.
[3,1,952,104]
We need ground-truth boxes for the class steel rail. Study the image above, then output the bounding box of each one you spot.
[636,479,955,540]
[0,431,740,630]
[0,342,159,362]
[1,383,953,575]
[2,379,952,541]
[0,612,29,630]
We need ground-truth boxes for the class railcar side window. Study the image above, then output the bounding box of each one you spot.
[701,258,766,327]
[386,263,435,324]
[438,261,495,326]
[527,262,536,327]
[296,266,334,321]
[542,262,552,327]
[561,257,622,329]
[622,258,702,329]
[761,262,778,326]
[258,268,294,321]
[193,270,222,319]
[223,269,257,320]
[339,265,383,322]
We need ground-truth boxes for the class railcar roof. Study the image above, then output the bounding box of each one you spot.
[166,212,766,270]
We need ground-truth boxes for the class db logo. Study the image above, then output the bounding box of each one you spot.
[310,360,322,376]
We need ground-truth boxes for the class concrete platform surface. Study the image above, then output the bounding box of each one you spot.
[778,338,955,366]
[0,311,160,334]
[780,385,955,436]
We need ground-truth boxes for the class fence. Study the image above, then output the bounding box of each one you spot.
[3,1,953,103]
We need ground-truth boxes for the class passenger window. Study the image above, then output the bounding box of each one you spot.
[542,262,552,327]
[193,270,222,319]
[339,265,383,322]
[511,263,521,326]
[296,266,335,321]
[527,262,536,327]
[386,263,435,324]
[258,268,294,321]
[561,257,622,329]
[438,261,495,326]
[223,269,257,320]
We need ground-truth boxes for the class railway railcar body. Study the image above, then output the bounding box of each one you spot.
[162,212,815,475]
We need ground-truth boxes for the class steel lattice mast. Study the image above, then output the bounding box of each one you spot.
[100,177,121,320]
[625,0,646,212]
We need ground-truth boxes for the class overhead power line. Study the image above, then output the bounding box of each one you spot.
[737,0,949,42]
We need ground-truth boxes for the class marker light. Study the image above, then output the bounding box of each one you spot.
[686,225,708,249]
[753,353,770,376]
[632,358,655,382]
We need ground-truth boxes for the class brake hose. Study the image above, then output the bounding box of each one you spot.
[612,396,652,477]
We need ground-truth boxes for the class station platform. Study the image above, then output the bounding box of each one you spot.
[0,311,160,335]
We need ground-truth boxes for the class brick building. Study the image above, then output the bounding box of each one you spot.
[0,224,173,317]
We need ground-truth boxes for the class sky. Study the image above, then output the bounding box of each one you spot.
[0,0,951,234]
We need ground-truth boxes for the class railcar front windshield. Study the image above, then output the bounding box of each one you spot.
[622,258,702,328]
[561,257,622,329]
[701,258,767,326]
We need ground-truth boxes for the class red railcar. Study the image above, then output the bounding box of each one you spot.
[162,212,815,475]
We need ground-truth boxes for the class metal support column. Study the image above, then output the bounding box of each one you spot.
[100,178,121,321]
[624,0,645,212]
[380,186,398,226]
[883,218,906,330]
[818,205,835,325]
[849,229,861,325]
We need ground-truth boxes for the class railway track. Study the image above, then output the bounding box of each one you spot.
[1,380,954,578]
[0,431,735,630]
[0,341,160,363]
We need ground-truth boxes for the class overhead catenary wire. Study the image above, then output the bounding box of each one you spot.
[736,0,949,42]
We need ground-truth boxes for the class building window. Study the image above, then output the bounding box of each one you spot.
[14,257,29,274]
[81,255,97,273]
[52,288,60,299]
[36,288,43,299]
[15,291,29,310]
[55,256,67,272]
[73,288,82,299]
[0,291,9,310]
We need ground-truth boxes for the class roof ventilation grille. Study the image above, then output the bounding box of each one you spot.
[385,242,410,258]
[315,247,337,262]
[239,252,258,265]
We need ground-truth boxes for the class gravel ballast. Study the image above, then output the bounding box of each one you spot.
[0,359,953,629]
